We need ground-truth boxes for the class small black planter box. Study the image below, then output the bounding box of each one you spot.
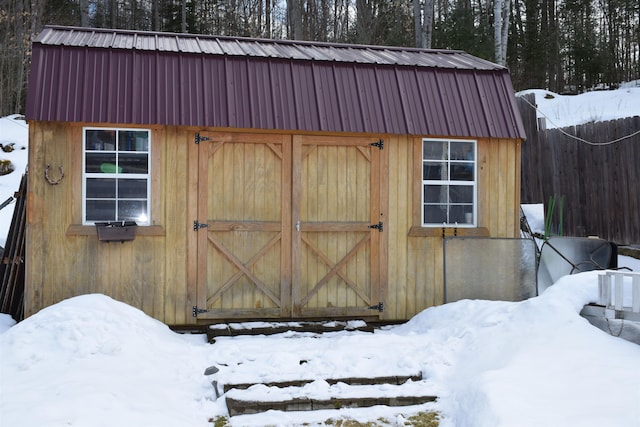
[95,221,138,242]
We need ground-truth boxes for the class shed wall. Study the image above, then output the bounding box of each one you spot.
[25,121,520,324]
[384,135,521,319]
[26,122,195,324]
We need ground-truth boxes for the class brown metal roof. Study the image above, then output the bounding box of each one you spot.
[26,26,525,139]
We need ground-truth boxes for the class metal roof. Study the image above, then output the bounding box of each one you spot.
[26,26,526,139]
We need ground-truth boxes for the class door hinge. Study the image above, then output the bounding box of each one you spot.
[192,306,212,317]
[369,302,384,312]
[370,139,384,150]
[368,221,384,232]
[195,133,211,144]
[194,220,209,231]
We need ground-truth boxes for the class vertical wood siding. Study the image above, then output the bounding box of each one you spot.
[26,123,193,324]
[25,122,520,324]
[384,135,521,320]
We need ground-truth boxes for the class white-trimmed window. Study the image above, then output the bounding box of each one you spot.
[83,128,151,225]
[422,138,476,227]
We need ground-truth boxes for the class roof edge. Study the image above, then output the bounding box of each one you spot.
[35,25,505,70]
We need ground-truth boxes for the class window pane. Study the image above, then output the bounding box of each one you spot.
[86,130,116,151]
[118,200,147,222]
[450,205,473,224]
[423,162,446,180]
[424,205,447,223]
[424,185,446,203]
[423,141,446,160]
[86,178,116,198]
[119,154,149,174]
[450,162,474,181]
[450,141,474,160]
[86,200,116,221]
[118,179,147,198]
[449,185,473,203]
[86,153,117,173]
[119,130,149,151]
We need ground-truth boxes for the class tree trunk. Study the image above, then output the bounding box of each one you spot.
[424,0,433,48]
[501,0,510,64]
[288,0,303,40]
[414,0,423,47]
[355,0,373,44]
[181,0,187,33]
[494,0,503,65]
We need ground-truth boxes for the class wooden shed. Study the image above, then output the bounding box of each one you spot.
[24,26,525,325]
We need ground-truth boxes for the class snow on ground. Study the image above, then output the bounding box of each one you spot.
[517,82,640,129]
[2,272,640,427]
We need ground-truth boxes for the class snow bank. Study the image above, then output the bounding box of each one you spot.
[517,88,640,129]
[2,276,640,427]
[0,294,218,427]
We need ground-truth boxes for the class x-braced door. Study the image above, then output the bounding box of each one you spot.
[292,136,383,318]
[193,133,292,320]
[193,133,384,320]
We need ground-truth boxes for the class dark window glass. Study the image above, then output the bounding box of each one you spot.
[424,205,447,223]
[118,154,149,174]
[424,185,446,204]
[423,141,445,160]
[86,200,116,221]
[86,178,116,198]
[85,130,116,151]
[423,162,446,180]
[118,130,149,152]
[449,185,473,203]
[86,153,117,173]
[118,179,147,198]
[450,162,474,181]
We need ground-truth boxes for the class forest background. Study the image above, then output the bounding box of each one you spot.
[1,0,639,117]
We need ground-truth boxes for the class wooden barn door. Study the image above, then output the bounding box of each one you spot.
[194,133,383,320]
[194,133,292,320]
[292,136,383,318]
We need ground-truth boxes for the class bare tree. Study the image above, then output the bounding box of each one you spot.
[288,0,303,39]
[414,0,434,48]
[494,0,510,65]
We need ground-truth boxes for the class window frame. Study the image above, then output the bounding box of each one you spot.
[82,127,152,226]
[421,138,477,228]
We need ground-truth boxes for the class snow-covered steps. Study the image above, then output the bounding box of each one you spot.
[222,374,438,416]
[223,373,423,392]
[207,320,377,343]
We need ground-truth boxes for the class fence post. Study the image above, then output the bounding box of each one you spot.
[614,272,624,311]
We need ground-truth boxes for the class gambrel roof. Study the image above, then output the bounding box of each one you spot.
[26,26,525,139]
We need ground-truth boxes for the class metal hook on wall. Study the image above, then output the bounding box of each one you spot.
[45,164,64,185]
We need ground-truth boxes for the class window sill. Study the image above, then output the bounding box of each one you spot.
[408,226,489,237]
[66,224,166,237]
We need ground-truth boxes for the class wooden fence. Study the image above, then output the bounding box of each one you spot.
[517,93,640,245]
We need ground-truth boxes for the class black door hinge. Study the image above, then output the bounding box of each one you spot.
[194,220,209,231]
[195,133,211,144]
[370,139,384,150]
[368,221,384,232]
[192,306,212,317]
[368,302,384,312]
